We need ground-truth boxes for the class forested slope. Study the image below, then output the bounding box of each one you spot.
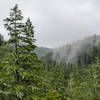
[0,4,100,100]
[35,47,52,57]
[44,35,100,67]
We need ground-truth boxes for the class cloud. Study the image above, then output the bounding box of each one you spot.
[0,0,100,48]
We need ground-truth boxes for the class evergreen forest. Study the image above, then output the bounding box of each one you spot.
[0,4,100,100]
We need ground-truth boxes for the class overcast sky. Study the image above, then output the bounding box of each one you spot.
[0,0,100,48]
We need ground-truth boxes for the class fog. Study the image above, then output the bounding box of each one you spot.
[52,35,100,64]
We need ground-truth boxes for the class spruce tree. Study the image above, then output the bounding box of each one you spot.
[1,4,43,100]
[4,4,24,54]
[19,17,36,53]
[0,34,4,46]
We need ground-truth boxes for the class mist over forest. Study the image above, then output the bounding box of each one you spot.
[52,35,100,64]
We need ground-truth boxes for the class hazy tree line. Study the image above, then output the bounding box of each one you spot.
[0,4,100,100]
[46,35,100,67]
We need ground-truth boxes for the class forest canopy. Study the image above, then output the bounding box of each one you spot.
[0,4,100,100]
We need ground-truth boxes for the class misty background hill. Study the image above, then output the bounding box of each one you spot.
[42,35,100,66]
[35,47,52,57]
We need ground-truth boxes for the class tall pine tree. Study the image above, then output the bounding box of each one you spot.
[4,4,24,55]
[1,4,43,100]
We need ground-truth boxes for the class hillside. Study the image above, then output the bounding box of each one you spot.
[35,47,52,57]
[45,35,100,66]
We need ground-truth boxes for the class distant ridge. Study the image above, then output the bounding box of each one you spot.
[35,47,52,57]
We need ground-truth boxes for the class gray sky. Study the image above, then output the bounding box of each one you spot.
[0,0,100,48]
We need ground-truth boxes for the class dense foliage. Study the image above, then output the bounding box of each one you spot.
[0,4,100,100]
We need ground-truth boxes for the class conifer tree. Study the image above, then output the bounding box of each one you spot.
[0,34,4,46]
[20,17,36,53]
[1,4,43,100]
[4,4,24,54]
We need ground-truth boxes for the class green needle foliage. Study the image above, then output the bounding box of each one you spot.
[4,4,24,55]
[2,4,43,100]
